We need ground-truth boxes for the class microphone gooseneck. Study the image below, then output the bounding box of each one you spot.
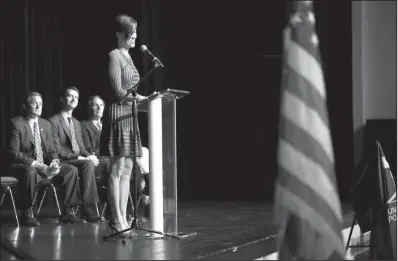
[140,45,164,67]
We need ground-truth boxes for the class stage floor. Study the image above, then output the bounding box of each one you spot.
[1,201,354,260]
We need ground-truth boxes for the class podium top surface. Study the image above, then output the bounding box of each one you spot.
[137,88,189,111]
[153,89,189,100]
[140,88,189,103]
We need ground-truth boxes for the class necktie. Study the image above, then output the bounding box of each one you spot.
[68,117,80,154]
[96,121,102,131]
[34,122,44,164]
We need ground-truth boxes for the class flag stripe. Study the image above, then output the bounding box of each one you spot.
[275,185,345,258]
[283,65,329,126]
[283,27,291,52]
[276,166,343,234]
[279,115,334,183]
[287,41,325,99]
[289,26,322,65]
[281,91,334,163]
[277,139,342,219]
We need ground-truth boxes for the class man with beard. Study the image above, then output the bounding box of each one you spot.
[49,86,101,222]
[8,92,84,226]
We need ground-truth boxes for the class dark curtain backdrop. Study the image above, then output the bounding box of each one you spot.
[0,0,353,202]
[0,0,65,148]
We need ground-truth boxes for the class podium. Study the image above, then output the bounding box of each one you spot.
[137,89,189,236]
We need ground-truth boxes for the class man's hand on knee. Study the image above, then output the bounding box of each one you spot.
[32,162,49,177]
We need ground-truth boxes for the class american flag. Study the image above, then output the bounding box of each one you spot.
[273,1,345,259]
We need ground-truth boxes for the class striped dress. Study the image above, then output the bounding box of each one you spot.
[106,49,143,157]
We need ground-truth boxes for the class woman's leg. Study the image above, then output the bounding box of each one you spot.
[120,156,133,229]
[108,156,125,228]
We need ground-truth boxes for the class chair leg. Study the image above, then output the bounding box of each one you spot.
[73,205,80,217]
[36,188,48,217]
[137,195,142,209]
[129,192,134,213]
[95,202,100,216]
[100,202,107,220]
[0,191,6,207]
[7,187,19,227]
[51,184,62,216]
[32,190,38,207]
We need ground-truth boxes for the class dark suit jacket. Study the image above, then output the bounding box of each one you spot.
[80,120,103,157]
[48,113,90,160]
[9,116,58,165]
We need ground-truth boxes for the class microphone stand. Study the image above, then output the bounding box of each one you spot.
[103,62,180,243]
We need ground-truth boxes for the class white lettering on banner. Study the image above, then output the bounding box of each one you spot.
[387,204,397,223]
[388,215,397,223]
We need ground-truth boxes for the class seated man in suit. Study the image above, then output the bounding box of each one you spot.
[8,92,84,226]
[80,95,110,186]
[49,86,101,222]
[80,95,111,219]
[80,96,104,156]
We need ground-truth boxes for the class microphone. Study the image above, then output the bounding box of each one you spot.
[140,45,164,67]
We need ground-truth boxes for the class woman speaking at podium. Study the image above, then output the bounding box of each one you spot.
[103,14,149,235]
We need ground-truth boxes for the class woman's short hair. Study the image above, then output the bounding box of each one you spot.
[115,14,137,39]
